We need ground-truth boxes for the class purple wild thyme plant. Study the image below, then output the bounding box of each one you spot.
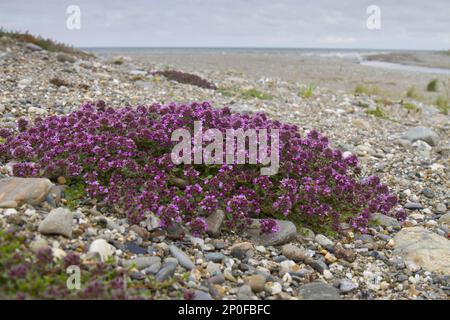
[0,101,404,235]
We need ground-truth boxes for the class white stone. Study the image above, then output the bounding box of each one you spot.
[264,281,282,295]
[88,239,114,262]
[323,270,333,280]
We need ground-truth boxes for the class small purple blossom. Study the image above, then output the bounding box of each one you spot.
[260,218,279,234]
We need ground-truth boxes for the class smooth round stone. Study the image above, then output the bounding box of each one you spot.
[169,245,195,270]
[298,282,341,300]
[38,208,73,238]
[205,252,226,263]
[246,274,266,293]
[404,202,424,210]
[421,188,435,199]
[339,279,358,293]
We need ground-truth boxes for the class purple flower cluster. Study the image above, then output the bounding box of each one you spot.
[1,101,401,234]
[151,70,217,90]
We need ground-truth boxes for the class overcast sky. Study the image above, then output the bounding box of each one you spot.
[0,0,449,49]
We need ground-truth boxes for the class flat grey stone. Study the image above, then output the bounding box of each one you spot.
[250,219,297,246]
[298,282,341,300]
[122,256,161,270]
[169,245,195,270]
[371,212,401,228]
[402,126,439,146]
[155,262,177,282]
[205,209,225,237]
[38,207,73,238]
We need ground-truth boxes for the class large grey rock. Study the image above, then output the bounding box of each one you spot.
[205,209,225,237]
[248,219,297,246]
[402,126,440,146]
[393,227,450,275]
[298,282,341,300]
[0,177,53,208]
[38,207,73,238]
[56,53,76,63]
[25,43,43,51]
[371,213,401,228]
[169,245,195,270]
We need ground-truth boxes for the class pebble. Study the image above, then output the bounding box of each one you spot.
[155,261,177,282]
[237,285,253,299]
[30,237,49,253]
[25,43,43,51]
[281,244,307,261]
[256,219,297,246]
[404,202,424,210]
[371,212,401,228]
[205,209,225,237]
[298,282,341,300]
[143,261,161,275]
[169,245,195,270]
[123,256,161,270]
[339,279,358,293]
[435,203,447,214]
[264,281,282,295]
[315,234,334,248]
[88,239,114,262]
[38,208,73,238]
[401,126,440,146]
[124,242,147,254]
[323,269,333,280]
[421,188,435,199]
[438,213,450,226]
[205,252,226,263]
[193,290,213,300]
[247,274,266,293]
[212,239,225,249]
[206,262,222,276]
[255,245,266,253]
[209,273,225,285]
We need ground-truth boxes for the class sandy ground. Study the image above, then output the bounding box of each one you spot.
[104,51,450,104]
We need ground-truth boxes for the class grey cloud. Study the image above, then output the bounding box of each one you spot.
[0,0,449,49]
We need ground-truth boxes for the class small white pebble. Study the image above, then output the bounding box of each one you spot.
[323,269,333,280]
[255,245,266,253]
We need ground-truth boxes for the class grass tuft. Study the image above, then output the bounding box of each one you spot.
[0,28,89,57]
[299,83,317,99]
[241,88,272,100]
[354,84,381,96]
[435,96,449,115]
[426,79,439,92]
